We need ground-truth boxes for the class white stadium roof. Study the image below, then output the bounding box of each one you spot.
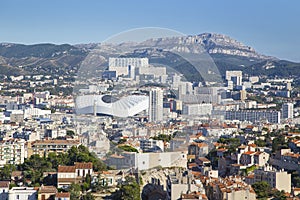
[75,95,149,117]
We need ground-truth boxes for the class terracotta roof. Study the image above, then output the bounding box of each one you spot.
[198,157,210,162]
[55,192,70,198]
[190,142,208,148]
[11,171,22,177]
[243,151,256,155]
[0,181,9,188]
[75,162,93,169]
[32,139,80,145]
[58,166,75,173]
[39,185,57,193]
[217,148,227,152]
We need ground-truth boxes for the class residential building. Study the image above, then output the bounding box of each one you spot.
[55,193,70,200]
[38,185,57,200]
[0,181,9,200]
[225,110,281,123]
[8,187,37,200]
[57,162,93,188]
[0,139,26,167]
[226,71,242,86]
[149,88,163,122]
[282,102,293,119]
[251,165,291,192]
[28,139,80,157]
[139,139,164,152]
[205,176,256,200]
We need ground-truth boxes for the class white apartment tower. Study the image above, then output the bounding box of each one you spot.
[282,102,293,119]
[149,88,163,122]
[109,57,148,68]
[226,70,242,86]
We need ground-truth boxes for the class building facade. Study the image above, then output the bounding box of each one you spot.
[149,88,163,122]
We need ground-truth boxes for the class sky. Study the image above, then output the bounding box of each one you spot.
[0,0,300,62]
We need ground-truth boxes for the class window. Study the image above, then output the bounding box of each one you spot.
[16,195,19,200]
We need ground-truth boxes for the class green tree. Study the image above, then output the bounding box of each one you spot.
[255,139,266,147]
[273,190,287,200]
[113,176,140,200]
[69,183,81,200]
[252,181,271,199]
[0,164,16,180]
[81,192,95,200]
[118,145,138,153]
[272,135,288,152]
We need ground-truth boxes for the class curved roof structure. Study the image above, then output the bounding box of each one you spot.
[75,95,149,117]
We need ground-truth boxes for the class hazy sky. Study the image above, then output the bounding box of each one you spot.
[1,0,300,61]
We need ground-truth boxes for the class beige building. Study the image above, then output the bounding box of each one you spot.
[57,162,93,188]
[253,165,291,192]
[38,185,57,200]
[28,139,80,157]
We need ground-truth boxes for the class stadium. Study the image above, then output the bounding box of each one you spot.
[75,95,149,117]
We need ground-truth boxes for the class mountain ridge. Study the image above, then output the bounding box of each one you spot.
[0,33,298,79]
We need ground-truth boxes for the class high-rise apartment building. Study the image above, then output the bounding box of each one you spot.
[149,88,163,122]
[282,102,293,119]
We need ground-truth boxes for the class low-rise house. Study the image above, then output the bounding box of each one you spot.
[8,187,38,200]
[38,185,57,200]
[55,192,70,200]
[57,162,93,188]
[188,142,209,158]
[205,176,256,200]
[0,181,9,200]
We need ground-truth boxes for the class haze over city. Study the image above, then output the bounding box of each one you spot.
[1,0,300,61]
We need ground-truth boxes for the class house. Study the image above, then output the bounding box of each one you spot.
[57,162,93,188]
[205,176,256,200]
[38,185,57,200]
[0,181,10,200]
[8,187,38,200]
[55,192,70,200]
[188,142,209,158]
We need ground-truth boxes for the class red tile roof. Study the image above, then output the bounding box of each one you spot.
[0,181,9,188]
[75,162,93,169]
[58,166,75,173]
[39,185,57,193]
[55,192,70,198]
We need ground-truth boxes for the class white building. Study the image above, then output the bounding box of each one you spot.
[182,103,212,116]
[282,102,293,119]
[109,57,149,77]
[149,88,163,122]
[226,70,242,86]
[107,151,187,170]
[57,162,93,188]
[8,187,37,200]
[109,57,148,68]
[0,139,26,167]
[76,95,149,117]
[139,139,164,152]
[225,110,281,123]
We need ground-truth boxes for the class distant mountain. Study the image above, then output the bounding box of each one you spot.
[0,43,87,76]
[0,33,299,80]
